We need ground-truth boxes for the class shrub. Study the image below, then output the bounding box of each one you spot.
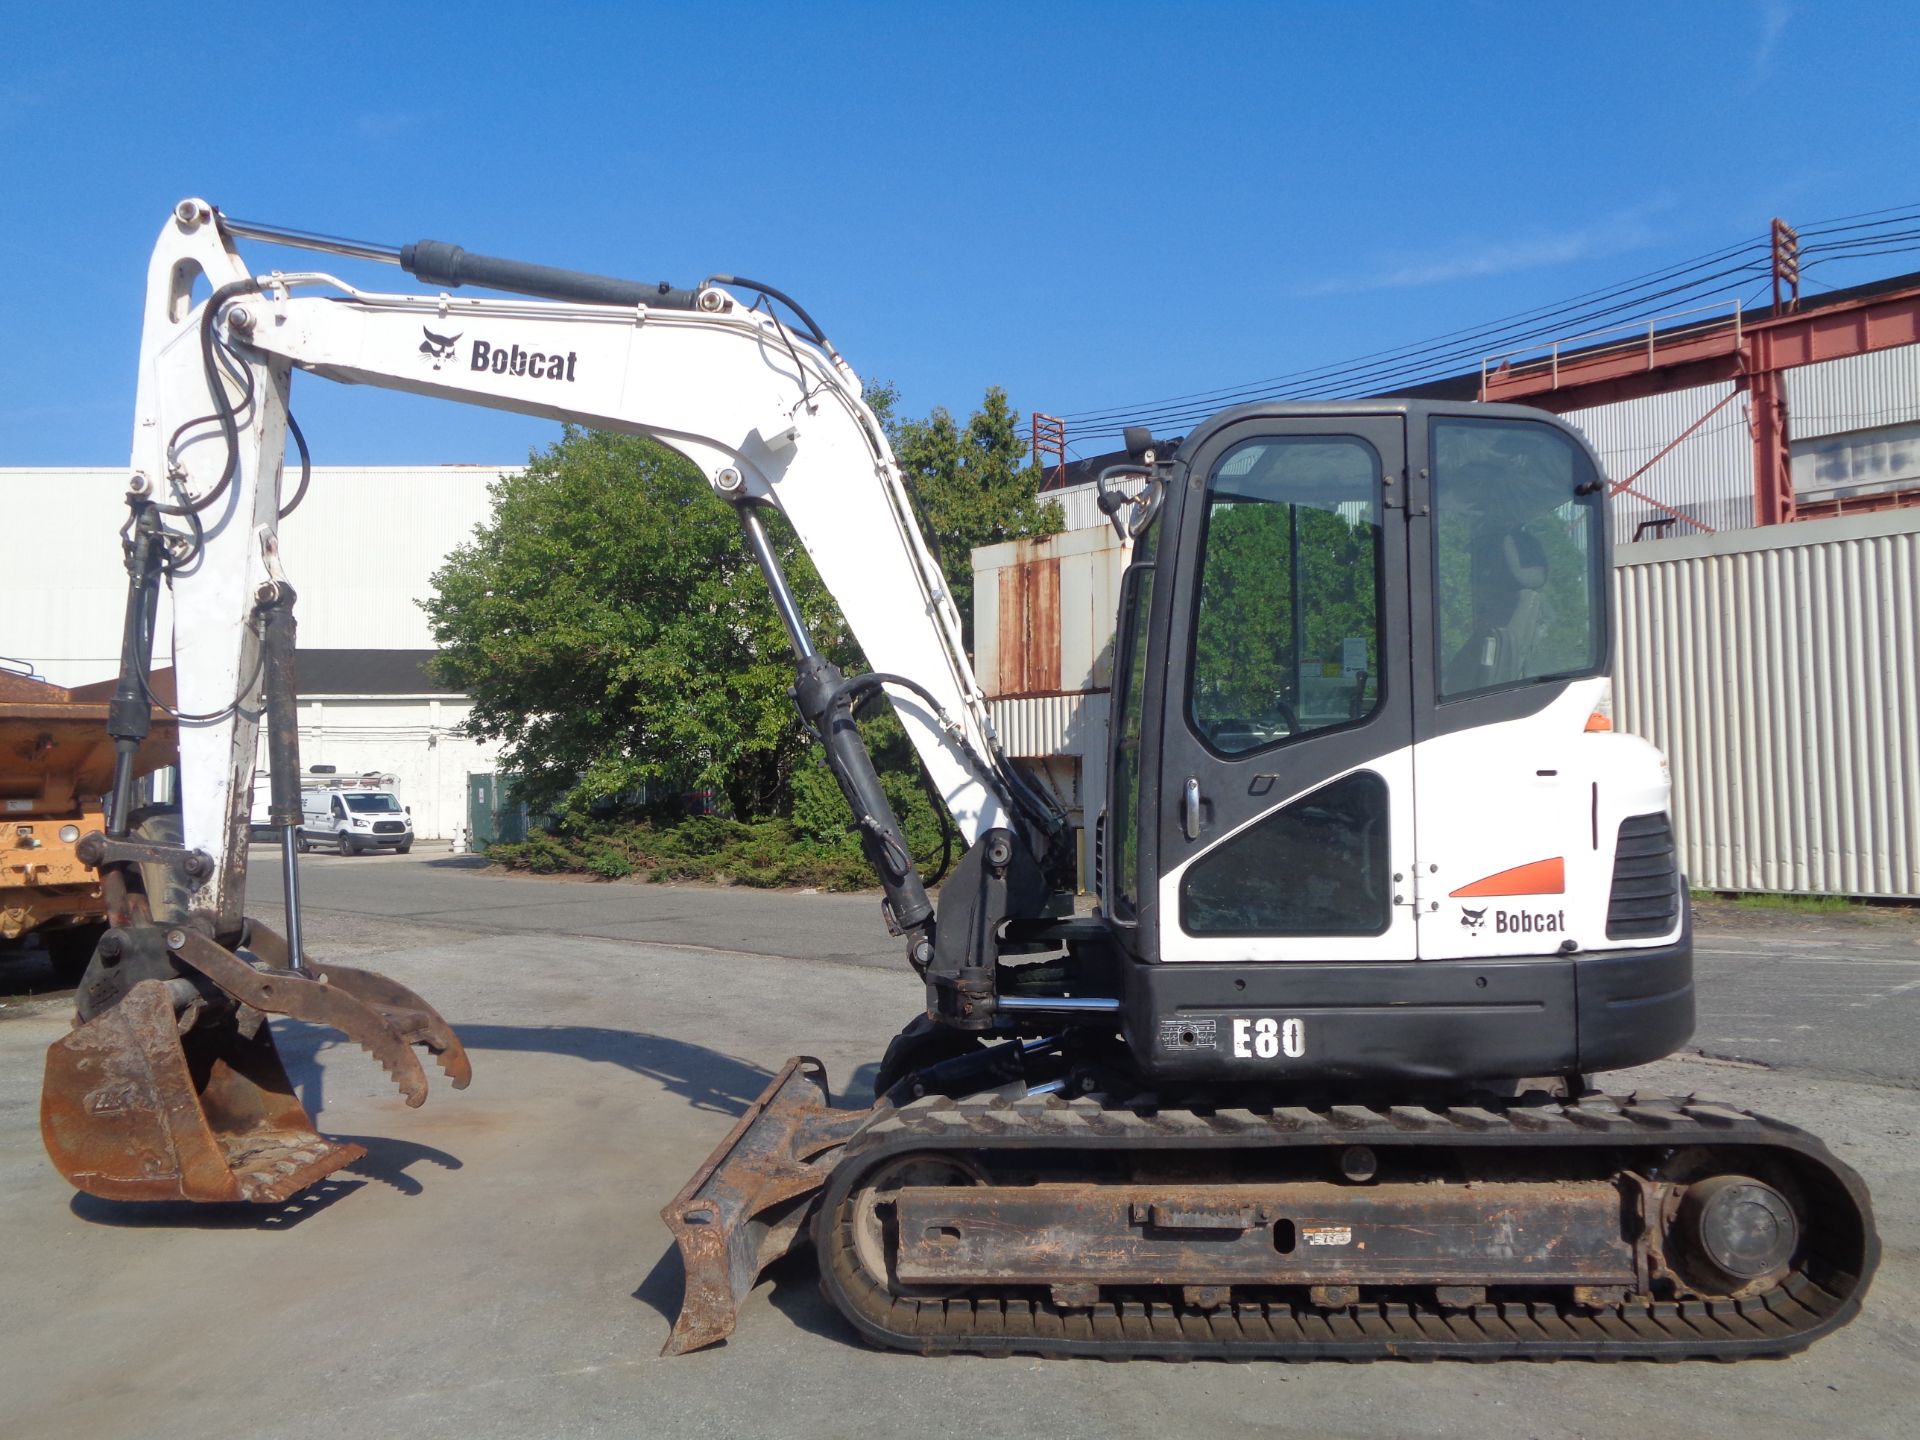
[486,831,578,874]
[583,845,634,880]
[483,813,886,890]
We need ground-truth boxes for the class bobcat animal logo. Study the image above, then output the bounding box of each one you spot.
[1460,906,1487,930]
[419,327,462,369]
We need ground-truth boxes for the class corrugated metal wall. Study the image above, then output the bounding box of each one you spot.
[1785,346,1920,440]
[989,693,1099,758]
[1564,384,1756,538]
[1033,481,1114,533]
[1613,509,1920,897]
[972,525,1127,697]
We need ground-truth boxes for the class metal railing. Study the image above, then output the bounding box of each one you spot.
[1480,299,1745,396]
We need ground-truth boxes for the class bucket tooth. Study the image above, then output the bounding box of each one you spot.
[661,1056,873,1355]
[308,960,473,1090]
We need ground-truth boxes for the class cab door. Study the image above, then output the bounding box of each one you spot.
[1153,414,1418,963]
[1405,409,1614,959]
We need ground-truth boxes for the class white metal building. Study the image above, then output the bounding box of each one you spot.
[2,464,522,838]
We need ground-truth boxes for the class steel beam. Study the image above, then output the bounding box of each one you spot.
[1480,282,1920,415]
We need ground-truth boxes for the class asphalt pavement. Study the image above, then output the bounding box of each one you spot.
[1,853,1914,1439]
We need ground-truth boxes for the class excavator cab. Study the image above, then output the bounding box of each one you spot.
[1104,399,1693,1082]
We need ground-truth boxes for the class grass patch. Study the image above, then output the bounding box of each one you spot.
[1693,888,1866,914]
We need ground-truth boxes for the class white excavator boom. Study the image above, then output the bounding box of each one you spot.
[131,199,1018,931]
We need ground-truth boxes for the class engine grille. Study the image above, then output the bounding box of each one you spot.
[372,820,407,835]
[1606,812,1679,939]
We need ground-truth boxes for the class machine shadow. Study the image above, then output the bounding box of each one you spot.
[845,1062,882,1105]
[277,1018,785,1120]
[631,1241,686,1327]
[66,1133,461,1231]
[631,1240,859,1349]
[71,1179,366,1231]
[762,1247,862,1346]
[458,1023,782,1117]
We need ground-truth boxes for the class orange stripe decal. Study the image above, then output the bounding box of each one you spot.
[1449,857,1566,898]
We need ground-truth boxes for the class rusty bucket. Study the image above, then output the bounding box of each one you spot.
[42,979,367,1202]
[41,924,469,1204]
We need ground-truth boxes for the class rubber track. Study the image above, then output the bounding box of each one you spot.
[815,1092,1877,1361]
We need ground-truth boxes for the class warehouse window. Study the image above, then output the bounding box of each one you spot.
[1791,419,1920,501]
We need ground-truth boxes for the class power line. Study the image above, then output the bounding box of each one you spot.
[1076,260,1772,436]
[1064,252,1775,436]
[1059,205,1920,450]
[1057,234,1770,424]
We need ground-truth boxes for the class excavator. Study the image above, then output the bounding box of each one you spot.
[41,199,1875,1361]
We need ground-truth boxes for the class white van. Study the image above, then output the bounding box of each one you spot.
[299,786,414,855]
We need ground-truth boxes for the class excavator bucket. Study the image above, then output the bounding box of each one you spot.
[42,979,367,1202]
[661,1056,874,1354]
[41,926,469,1204]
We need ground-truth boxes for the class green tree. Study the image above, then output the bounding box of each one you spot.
[426,384,1063,830]
[889,385,1064,647]
[424,427,849,819]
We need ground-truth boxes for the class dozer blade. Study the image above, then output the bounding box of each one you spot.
[40,927,469,1204]
[661,1056,874,1355]
[42,979,367,1202]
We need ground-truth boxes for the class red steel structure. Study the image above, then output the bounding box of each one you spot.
[1480,248,1920,526]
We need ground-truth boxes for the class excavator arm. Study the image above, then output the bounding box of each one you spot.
[131,199,1043,928]
[45,200,1068,1336]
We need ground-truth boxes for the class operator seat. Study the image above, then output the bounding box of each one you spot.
[1445,528,1552,691]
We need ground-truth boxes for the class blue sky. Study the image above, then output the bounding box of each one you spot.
[2,0,1913,467]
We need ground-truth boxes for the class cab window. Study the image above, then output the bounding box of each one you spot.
[1432,417,1606,698]
[1180,771,1391,936]
[1108,521,1158,917]
[1188,436,1384,755]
